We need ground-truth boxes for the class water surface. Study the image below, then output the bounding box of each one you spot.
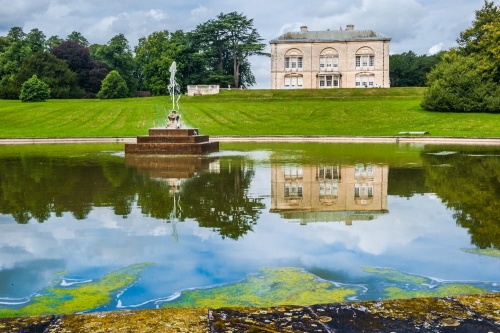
[0,143,498,316]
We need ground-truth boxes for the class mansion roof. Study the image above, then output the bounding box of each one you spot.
[270,29,391,44]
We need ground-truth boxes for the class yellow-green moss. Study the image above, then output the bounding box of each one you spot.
[0,262,153,318]
[362,267,427,284]
[384,284,487,300]
[162,267,358,309]
[461,247,500,258]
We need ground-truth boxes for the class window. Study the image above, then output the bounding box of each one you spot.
[284,75,303,88]
[355,48,375,69]
[332,57,339,68]
[355,74,375,88]
[285,183,303,198]
[362,56,368,67]
[285,53,303,70]
[318,75,340,88]
[354,184,374,198]
[319,49,339,71]
[320,182,338,198]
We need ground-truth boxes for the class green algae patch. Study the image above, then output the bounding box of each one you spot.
[384,284,487,300]
[364,266,492,301]
[362,267,427,284]
[162,267,358,309]
[0,262,153,318]
[461,247,500,258]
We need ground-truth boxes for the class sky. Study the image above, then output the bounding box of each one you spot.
[0,0,493,88]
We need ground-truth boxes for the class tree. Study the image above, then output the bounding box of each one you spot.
[26,28,46,53]
[134,30,179,95]
[46,35,63,49]
[134,30,209,94]
[92,34,136,95]
[51,40,108,95]
[422,1,500,113]
[457,0,500,55]
[192,12,268,88]
[0,27,33,98]
[390,51,442,87]
[97,70,128,99]
[16,52,83,98]
[66,31,89,47]
[421,51,500,112]
[19,74,51,102]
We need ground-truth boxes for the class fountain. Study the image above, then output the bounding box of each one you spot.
[125,61,219,155]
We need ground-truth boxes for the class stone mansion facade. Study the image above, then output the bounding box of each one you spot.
[270,25,391,89]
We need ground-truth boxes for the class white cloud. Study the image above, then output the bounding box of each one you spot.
[147,9,167,21]
[428,43,443,55]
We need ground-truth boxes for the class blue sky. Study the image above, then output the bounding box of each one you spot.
[0,0,491,87]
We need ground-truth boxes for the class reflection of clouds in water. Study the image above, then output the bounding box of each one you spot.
[0,164,498,304]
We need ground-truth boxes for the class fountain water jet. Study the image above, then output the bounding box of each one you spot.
[125,60,219,155]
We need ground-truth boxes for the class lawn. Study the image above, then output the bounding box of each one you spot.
[0,87,498,138]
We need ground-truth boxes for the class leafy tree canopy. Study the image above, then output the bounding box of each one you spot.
[66,31,89,47]
[19,74,51,102]
[93,34,136,95]
[390,51,442,87]
[422,0,500,113]
[192,12,268,88]
[16,52,83,99]
[97,70,129,99]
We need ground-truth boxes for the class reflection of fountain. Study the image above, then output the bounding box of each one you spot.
[125,155,218,179]
[168,194,181,242]
[125,155,218,241]
[125,60,219,155]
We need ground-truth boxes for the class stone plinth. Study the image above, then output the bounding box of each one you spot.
[125,128,219,155]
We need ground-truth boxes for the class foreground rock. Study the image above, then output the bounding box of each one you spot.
[0,293,498,332]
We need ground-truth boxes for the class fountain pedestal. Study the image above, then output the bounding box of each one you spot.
[125,128,219,155]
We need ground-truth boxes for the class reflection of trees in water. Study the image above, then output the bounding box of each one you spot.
[180,158,265,240]
[388,167,429,198]
[0,155,263,240]
[0,155,141,223]
[422,150,500,250]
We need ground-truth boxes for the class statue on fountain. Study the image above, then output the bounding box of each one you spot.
[166,110,180,129]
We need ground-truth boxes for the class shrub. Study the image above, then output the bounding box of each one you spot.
[421,53,500,113]
[19,75,51,102]
[97,70,129,99]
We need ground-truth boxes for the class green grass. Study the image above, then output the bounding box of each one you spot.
[0,88,498,138]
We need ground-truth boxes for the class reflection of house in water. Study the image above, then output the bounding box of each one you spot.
[271,163,388,225]
[125,155,220,193]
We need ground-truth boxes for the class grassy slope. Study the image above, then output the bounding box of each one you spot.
[0,87,498,138]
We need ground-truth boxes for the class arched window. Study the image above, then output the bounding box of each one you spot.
[355,47,375,70]
[284,49,303,71]
[319,48,339,71]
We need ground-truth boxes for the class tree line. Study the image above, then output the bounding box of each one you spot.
[0,12,267,100]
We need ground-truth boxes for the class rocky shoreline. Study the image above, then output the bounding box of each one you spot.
[1,293,498,332]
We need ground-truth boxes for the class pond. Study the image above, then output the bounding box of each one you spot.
[0,142,498,317]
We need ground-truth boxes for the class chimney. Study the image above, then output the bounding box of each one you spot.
[300,26,308,32]
[346,24,354,31]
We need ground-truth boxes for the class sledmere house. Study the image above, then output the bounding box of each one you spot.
[270,25,391,89]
